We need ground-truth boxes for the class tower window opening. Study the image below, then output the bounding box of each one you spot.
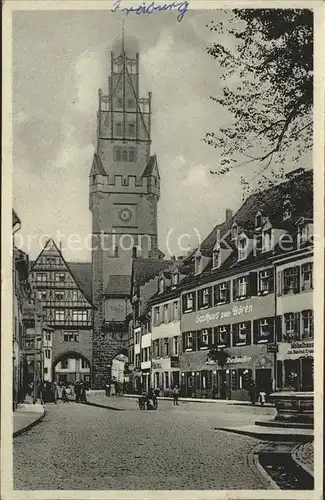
[122,149,128,162]
[132,246,137,258]
[114,246,119,258]
[127,99,134,108]
[128,123,135,136]
[129,148,135,162]
[116,123,122,136]
[115,148,122,162]
[117,98,123,108]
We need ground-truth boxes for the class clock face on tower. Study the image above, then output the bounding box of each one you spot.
[118,208,132,223]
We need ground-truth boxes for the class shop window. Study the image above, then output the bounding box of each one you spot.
[301,263,313,291]
[213,281,230,305]
[182,292,196,313]
[198,287,212,309]
[233,321,251,346]
[238,369,252,390]
[301,310,313,339]
[283,266,300,294]
[258,269,274,295]
[215,325,230,347]
[231,370,238,390]
[283,312,300,341]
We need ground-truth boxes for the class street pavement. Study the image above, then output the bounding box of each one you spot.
[13,397,277,490]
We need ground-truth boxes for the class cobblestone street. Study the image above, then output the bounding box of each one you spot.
[14,398,277,490]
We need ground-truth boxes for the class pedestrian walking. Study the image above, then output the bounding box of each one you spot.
[173,385,179,406]
[52,382,58,404]
[258,390,266,406]
[62,385,68,403]
[249,379,256,406]
[75,380,81,403]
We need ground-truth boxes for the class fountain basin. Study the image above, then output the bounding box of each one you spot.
[265,391,313,429]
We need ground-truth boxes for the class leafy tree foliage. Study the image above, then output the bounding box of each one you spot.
[205,9,313,176]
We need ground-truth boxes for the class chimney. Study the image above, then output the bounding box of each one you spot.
[225,209,233,222]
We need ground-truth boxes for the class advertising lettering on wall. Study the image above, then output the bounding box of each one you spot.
[196,304,253,325]
[278,340,314,361]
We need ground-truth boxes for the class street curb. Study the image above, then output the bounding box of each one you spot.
[80,401,125,412]
[291,442,314,478]
[215,426,313,442]
[13,408,46,438]
[122,394,273,407]
[246,443,280,490]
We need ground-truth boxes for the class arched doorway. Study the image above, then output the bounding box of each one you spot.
[52,351,91,385]
[109,348,129,395]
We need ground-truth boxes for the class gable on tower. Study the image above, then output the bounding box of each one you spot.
[90,153,106,177]
[142,155,160,179]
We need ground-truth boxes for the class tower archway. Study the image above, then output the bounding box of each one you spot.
[52,350,91,385]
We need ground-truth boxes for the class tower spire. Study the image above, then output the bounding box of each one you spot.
[121,20,125,55]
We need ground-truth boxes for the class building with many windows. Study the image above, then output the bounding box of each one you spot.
[176,169,313,401]
[30,239,94,384]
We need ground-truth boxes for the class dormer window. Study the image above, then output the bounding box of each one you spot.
[158,278,164,294]
[194,251,202,275]
[231,223,238,240]
[212,250,221,269]
[172,272,179,286]
[238,237,247,261]
[262,230,273,252]
[283,198,292,221]
[255,212,263,229]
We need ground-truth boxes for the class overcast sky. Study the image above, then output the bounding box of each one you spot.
[12,7,310,262]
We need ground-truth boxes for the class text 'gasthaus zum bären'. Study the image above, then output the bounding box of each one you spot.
[112,1,190,23]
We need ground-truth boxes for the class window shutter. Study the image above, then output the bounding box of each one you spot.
[295,312,300,335]
[232,323,238,346]
[249,272,258,296]
[226,281,230,302]
[294,266,300,293]
[253,319,259,344]
[233,279,237,300]
[182,295,186,313]
[269,269,274,293]
[277,271,283,296]
[276,315,282,342]
[182,332,186,351]
[192,292,196,311]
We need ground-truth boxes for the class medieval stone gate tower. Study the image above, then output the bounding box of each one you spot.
[89,40,161,388]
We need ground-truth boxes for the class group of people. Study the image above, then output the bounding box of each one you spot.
[248,379,267,406]
[27,380,89,404]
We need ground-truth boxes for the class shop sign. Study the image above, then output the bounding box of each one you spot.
[278,340,314,361]
[196,304,253,325]
[226,355,252,365]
